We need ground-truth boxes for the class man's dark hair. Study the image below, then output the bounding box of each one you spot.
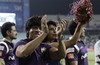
[47,20,57,27]
[68,20,78,35]
[43,20,57,42]
[1,22,15,37]
[25,16,42,37]
[25,16,42,31]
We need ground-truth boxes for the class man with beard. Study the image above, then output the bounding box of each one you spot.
[0,22,17,65]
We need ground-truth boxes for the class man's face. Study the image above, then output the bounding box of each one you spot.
[48,25,57,40]
[9,26,17,39]
[28,26,41,39]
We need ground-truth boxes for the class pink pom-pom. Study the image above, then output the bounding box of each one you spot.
[70,0,93,24]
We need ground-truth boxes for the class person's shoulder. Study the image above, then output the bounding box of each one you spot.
[0,41,8,47]
[15,38,28,46]
[17,38,28,43]
[96,40,100,43]
[66,46,75,53]
[95,40,100,45]
[94,40,100,49]
[0,41,9,53]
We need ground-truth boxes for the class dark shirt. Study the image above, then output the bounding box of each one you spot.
[0,41,16,65]
[14,38,52,65]
[65,41,88,65]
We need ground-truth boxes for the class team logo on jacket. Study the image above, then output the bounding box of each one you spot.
[41,47,46,53]
[8,56,15,60]
[81,53,88,59]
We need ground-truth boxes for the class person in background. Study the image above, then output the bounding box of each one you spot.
[43,19,84,65]
[65,20,88,65]
[0,22,17,65]
[94,40,100,65]
[65,0,93,64]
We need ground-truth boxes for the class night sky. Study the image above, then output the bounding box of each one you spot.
[29,0,100,16]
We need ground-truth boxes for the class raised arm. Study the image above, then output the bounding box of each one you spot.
[49,24,66,60]
[56,19,83,48]
[49,38,66,60]
[63,23,83,48]
[15,15,49,57]
[15,31,47,57]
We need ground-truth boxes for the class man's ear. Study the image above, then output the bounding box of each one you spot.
[6,30,11,36]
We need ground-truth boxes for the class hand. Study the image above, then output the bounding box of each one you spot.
[60,19,68,31]
[56,19,68,35]
[56,22,63,36]
[41,15,49,34]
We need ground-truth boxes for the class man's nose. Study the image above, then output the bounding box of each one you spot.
[53,30,56,33]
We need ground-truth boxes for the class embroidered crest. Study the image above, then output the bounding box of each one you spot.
[41,47,46,53]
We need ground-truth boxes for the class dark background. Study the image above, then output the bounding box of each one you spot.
[0,0,99,32]
[30,0,100,16]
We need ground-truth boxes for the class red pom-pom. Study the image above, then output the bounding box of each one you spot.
[70,0,93,24]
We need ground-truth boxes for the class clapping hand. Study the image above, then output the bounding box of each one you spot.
[56,19,68,36]
[41,15,49,34]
